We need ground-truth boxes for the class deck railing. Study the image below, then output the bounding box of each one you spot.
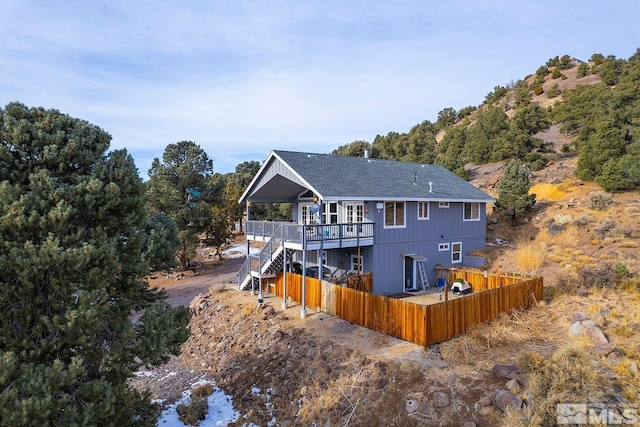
[245,220,374,249]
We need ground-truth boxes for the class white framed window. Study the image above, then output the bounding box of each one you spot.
[418,202,430,220]
[351,254,363,273]
[384,201,405,228]
[452,242,462,264]
[438,201,450,208]
[438,243,450,251]
[463,202,480,221]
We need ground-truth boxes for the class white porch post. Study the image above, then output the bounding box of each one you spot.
[301,250,307,319]
[246,202,251,261]
[282,246,288,310]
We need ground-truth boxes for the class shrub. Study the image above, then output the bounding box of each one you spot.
[594,218,618,238]
[573,213,595,227]
[576,264,617,288]
[588,192,614,210]
[177,383,214,425]
[533,86,544,96]
[557,55,574,70]
[522,152,548,171]
[551,68,562,79]
[546,84,561,98]
[576,62,589,78]
[546,56,560,67]
[590,53,605,65]
[614,223,635,238]
[546,220,566,235]
[536,65,550,78]
[614,262,630,279]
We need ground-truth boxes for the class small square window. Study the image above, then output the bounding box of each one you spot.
[438,243,450,251]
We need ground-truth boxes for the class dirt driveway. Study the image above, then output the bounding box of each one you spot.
[154,256,244,307]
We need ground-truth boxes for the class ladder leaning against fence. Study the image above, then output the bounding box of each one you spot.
[417,260,429,290]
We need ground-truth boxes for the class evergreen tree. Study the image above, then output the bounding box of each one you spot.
[203,206,234,259]
[145,212,180,271]
[0,102,190,426]
[147,141,214,269]
[496,159,536,219]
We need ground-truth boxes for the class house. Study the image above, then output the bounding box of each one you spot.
[237,150,495,300]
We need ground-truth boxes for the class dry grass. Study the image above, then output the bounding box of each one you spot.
[619,241,639,249]
[296,360,384,426]
[514,238,546,272]
[439,303,565,367]
[502,347,615,427]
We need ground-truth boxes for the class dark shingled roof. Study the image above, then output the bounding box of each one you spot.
[273,150,494,202]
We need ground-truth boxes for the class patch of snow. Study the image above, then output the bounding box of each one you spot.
[250,386,261,395]
[157,379,239,427]
[135,370,156,378]
[222,244,259,259]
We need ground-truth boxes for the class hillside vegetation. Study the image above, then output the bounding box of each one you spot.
[333,50,640,192]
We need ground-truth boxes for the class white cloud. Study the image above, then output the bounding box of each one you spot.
[2,0,639,176]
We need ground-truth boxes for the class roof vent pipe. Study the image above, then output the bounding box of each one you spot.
[363,148,370,158]
[429,182,434,193]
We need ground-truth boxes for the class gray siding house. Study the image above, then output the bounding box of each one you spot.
[237,150,495,296]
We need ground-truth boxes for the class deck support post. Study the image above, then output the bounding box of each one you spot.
[282,246,288,310]
[301,248,307,319]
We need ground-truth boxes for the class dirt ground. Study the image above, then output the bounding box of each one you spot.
[136,253,513,426]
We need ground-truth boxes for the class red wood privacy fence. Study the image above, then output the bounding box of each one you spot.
[273,268,543,347]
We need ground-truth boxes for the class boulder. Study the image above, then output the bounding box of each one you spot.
[589,343,616,358]
[495,389,523,411]
[577,288,589,297]
[478,406,492,416]
[584,325,609,345]
[432,391,450,408]
[569,322,584,337]
[478,396,492,406]
[493,364,521,379]
[506,378,520,393]
[629,362,638,375]
[555,214,573,225]
[572,312,590,322]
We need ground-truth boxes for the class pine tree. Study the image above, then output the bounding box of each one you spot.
[147,141,214,270]
[0,102,191,426]
[496,159,536,219]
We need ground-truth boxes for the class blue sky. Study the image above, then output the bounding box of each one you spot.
[1,1,638,178]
